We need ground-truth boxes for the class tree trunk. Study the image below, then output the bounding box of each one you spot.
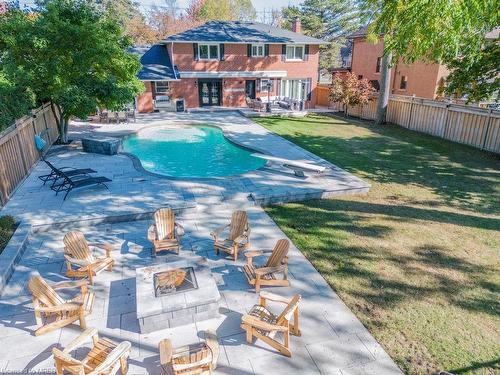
[59,116,69,143]
[375,51,392,125]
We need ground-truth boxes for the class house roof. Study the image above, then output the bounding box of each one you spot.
[347,25,370,39]
[129,45,177,81]
[162,21,326,44]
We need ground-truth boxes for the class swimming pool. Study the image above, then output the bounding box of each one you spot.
[122,125,266,178]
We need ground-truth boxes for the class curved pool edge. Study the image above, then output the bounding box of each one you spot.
[118,123,269,181]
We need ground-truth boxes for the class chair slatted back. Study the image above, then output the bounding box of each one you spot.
[64,231,94,262]
[276,295,301,326]
[265,239,290,267]
[155,208,175,240]
[29,276,65,307]
[228,211,248,241]
[174,346,211,367]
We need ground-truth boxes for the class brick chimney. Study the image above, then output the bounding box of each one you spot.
[292,17,301,33]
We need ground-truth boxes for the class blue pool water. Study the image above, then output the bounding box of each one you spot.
[122,125,266,178]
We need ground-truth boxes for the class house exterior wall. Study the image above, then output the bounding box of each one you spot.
[137,43,320,112]
[137,81,154,113]
[350,38,448,99]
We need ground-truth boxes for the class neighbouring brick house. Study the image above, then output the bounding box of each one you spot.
[133,20,325,112]
[347,26,450,99]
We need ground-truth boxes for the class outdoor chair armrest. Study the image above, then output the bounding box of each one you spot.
[36,302,84,313]
[210,224,229,239]
[159,339,173,365]
[88,341,131,375]
[244,248,274,258]
[52,348,89,369]
[241,314,288,332]
[63,328,99,353]
[254,265,286,277]
[233,234,248,245]
[90,242,113,258]
[50,279,89,290]
[259,291,293,305]
[147,224,157,242]
[64,255,92,267]
[175,222,185,237]
[244,250,263,259]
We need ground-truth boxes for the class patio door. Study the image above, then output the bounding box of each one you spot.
[245,80,256,99]
[198,79,222,106]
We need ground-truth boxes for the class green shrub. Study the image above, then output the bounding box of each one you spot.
[0,215,16,230]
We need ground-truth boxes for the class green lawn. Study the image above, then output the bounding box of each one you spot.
[254,114,500,375]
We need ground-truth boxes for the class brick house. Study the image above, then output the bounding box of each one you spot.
[347,26,449,99]
[133,20,325,112]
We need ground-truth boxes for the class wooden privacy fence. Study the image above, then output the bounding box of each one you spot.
[319,91,500,154]
[0,103,59,206]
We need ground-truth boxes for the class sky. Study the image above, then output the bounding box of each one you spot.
[138,0,299,13]
[19,0,301,13]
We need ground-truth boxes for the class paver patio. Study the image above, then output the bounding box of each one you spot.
[0,112,401,374]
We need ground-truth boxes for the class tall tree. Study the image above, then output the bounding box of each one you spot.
[365,0,499,113]
[90,0,156,45]
[187,0,256,22]
[0,0,143,142]
[282,0,364,70]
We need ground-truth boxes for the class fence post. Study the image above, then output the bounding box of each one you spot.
[481,108,493,151]
[14,119,29,175]
[442,104,451,139]
[407,95,415,128]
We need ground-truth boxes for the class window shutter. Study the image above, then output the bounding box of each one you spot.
[256,79,260,93]
[247,44,252,57]
[193,43,198,61]
[281,44,286,61]
[306,78,312,101]
[304,45,310,61]
[219,43,225,61]
[264,44,269,56]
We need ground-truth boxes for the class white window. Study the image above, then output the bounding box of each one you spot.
[155,81,170,94]
[285,45,304,61]
[252,44,265,57]
[260,79,273,92]
[199,44,219,60]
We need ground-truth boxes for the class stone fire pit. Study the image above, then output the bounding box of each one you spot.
[136,257,220,333]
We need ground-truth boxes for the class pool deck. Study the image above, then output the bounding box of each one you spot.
[1,111,369,226]
[0,112,402,374]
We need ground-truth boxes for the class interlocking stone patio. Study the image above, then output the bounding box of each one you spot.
[0,112,401,374]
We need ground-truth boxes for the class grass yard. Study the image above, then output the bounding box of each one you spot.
[254,114,500,375]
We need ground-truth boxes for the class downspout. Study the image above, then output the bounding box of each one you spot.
[391,58,398,94]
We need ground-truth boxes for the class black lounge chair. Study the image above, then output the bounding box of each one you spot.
[39,157,97,187]
[51,170,111,200]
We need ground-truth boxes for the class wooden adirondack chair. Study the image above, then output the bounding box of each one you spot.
[241,291,301,357]
[28,276,95,336]
[159,330,219,375]
[210,210,251,261]
[148,208,185,256]
[52,328,131,375]
[63,231,114,285]
[243,239,290,292]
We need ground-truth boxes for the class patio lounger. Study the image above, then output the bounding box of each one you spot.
[252,154,326,177]
[51,171,111,200]
[38,157,97,186]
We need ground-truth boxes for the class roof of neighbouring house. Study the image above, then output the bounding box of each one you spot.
[347,25,370,39]
[129,44,177,81]
[162,20,326,44]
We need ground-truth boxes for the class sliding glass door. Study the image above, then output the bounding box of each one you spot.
[280,79,310,101]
